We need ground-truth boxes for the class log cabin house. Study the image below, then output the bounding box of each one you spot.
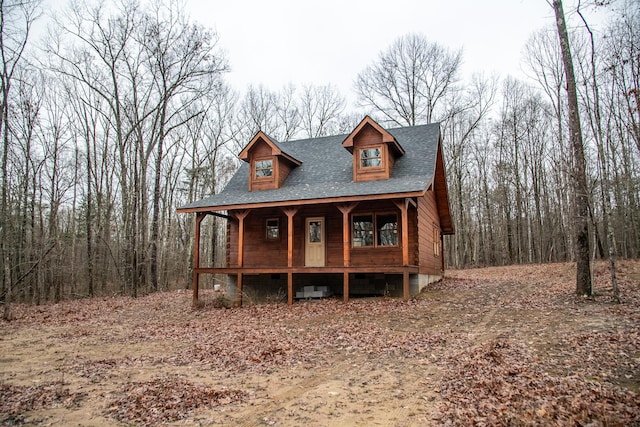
[178,116,454,306]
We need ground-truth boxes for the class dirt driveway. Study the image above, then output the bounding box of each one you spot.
[1,261,639,426]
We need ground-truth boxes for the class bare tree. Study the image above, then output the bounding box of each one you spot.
[48,0,145,296]
[442,73,497,267]
[275,83,300,141]
[236,84,281,142]
[600,0,640,157]
[175,86,238,289]
[39,78,75,302]
[12,67,43,303]
[600,2,640,261]
[44,0,228,297]
[1,0,41,320]
[523,27,575,261]
[299,84,345,138]
[140,0,228,292]
[551,0,592,296]
[574,0,620,301]
[355,33,462,126]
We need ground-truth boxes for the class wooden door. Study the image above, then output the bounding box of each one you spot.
[305,217,325,267]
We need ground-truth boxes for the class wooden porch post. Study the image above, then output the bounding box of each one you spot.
[288,271,293,305]
[403,270,409,301]
[394,198,415,301]
[343,272,349,303]
[234,210,250,268]
[441,232,445,272]
[337,203,358,267]
[192,212,206,308]
[281,208,298,268]
[393,199,411,266]
[233,210,250,306]
[337,203,357,303]
[281,207,299,305]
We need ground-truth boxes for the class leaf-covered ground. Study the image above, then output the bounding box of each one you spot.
[1,260,639,426]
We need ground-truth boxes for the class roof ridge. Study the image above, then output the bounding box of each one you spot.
[279,122,440,146]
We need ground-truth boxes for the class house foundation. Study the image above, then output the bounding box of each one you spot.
[221,271,442,304]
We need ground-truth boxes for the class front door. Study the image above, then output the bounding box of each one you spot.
[305,217,325,267]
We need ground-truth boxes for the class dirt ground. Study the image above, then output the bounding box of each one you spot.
[1,260,639,426]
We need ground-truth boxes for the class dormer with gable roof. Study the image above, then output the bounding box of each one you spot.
[238,131,302,191]
[342,116,405,182]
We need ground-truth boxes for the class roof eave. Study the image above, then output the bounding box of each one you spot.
[176,190,427,214]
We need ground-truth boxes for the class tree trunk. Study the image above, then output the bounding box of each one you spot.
[2,259,10,321]
[150,102,168,293]
[1,69,11,319]
[552,0,592,296]
[86,129,94,297]
[576,2,619,301]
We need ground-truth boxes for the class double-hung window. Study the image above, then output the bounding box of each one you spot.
[352,213,398,247]
[266,218,280,240]
[377,214,398,246]
[255,159,273,178]
[352,215,374,247]
[360,147,382,168]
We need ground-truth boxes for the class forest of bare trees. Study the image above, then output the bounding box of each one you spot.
[0,0,638,315]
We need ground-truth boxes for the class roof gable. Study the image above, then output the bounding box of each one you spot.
[432,134,454,234]
[342,116,405,157]
[238,131,302,166]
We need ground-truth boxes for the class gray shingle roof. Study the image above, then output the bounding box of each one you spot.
[179,123,441,211]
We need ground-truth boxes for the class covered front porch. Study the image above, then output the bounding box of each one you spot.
[189,197,419,307]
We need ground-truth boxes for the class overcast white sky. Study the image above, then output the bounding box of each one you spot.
[184,0,605,106]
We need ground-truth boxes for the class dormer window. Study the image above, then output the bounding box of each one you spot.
[342,116,405,182]
[360,147,382,168]
[239,131,301,191]
[255,159,273,178]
